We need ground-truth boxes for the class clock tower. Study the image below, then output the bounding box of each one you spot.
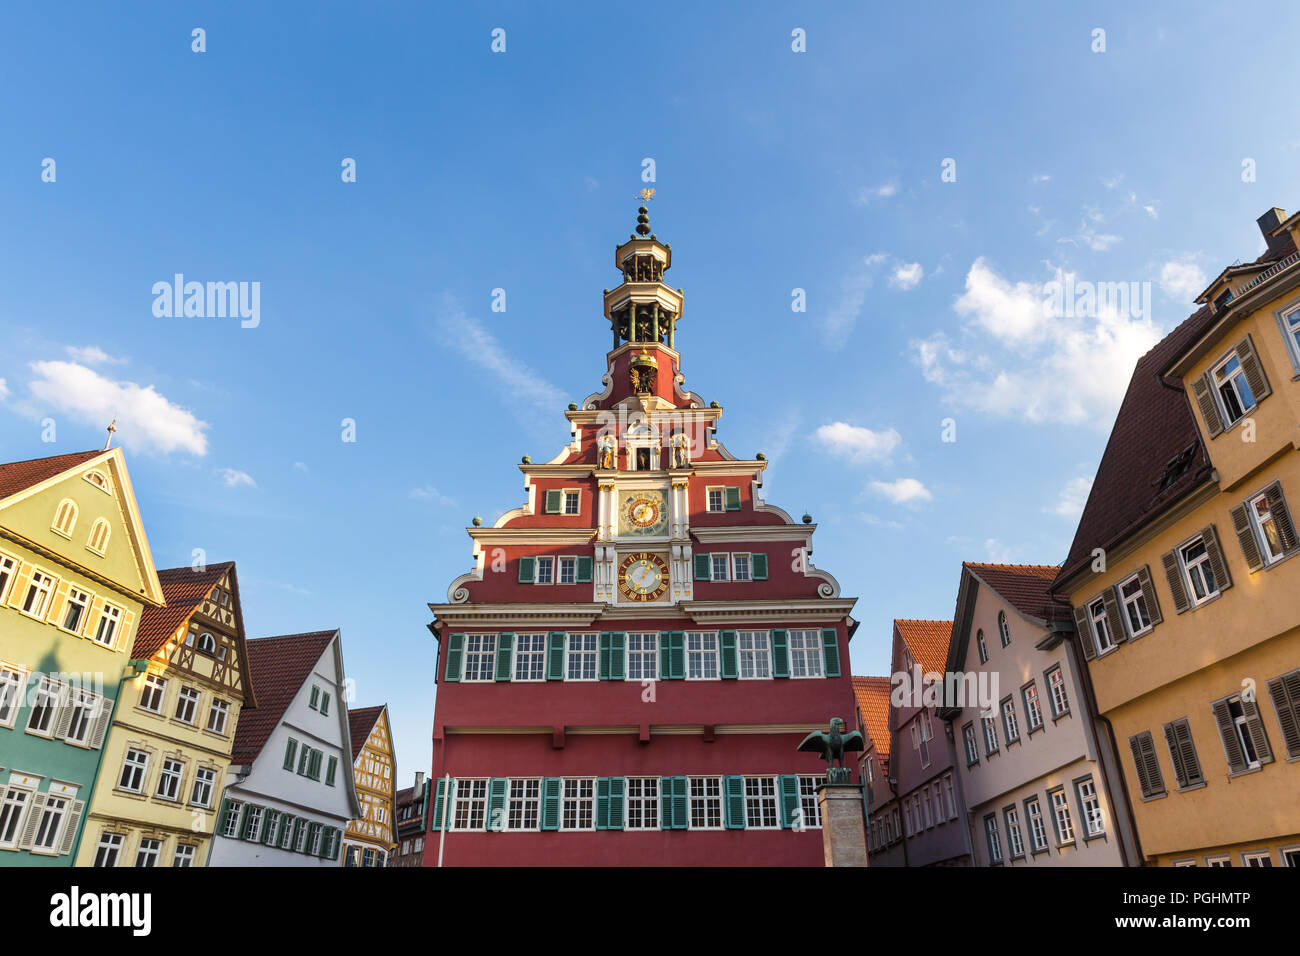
[426,204,860,866]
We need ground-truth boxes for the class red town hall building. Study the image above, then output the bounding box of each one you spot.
[425,207,860,865]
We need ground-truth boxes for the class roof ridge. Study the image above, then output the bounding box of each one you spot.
[0,449,103,469]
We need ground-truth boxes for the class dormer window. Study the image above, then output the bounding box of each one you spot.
[1213,288,1234,312]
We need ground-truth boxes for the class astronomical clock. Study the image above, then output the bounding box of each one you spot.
[617,551,670,603]
[617,488,668,537]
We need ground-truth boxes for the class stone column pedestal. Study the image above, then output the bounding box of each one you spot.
[816,782,868,867]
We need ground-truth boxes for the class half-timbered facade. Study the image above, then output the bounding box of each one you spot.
[392,772,427,866]
[426,206,859,866]
[342,704,397,866]
[77,562,255,867]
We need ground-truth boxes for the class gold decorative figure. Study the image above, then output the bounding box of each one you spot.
[639,188,656,202]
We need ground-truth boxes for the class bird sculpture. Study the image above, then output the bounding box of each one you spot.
[798,717,864,782]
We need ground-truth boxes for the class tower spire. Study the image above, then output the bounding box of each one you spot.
[603,200,684,352]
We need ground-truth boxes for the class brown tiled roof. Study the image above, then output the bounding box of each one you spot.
[395,786,415,808]
[347,705,385,763]
[964,562,1068,624]
[133,563,234,659]
[851,675,893,757]
[0,450,105,500]
[895,619,952,675]
[231,631,336,765]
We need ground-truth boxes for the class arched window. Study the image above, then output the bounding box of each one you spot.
[976,629,988,664]
[86,518,111,555]
[84,470,111,493]
[197,633,217,654]
[998,611,1012,647]
[51,499,79,537]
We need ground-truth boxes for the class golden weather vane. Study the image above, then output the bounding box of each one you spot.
[639,187,656,202]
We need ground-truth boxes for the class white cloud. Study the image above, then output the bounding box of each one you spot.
[1158,260,1207,303]
[861,513,903,529]
[1032,173,1051,183]
[913,258,1163,427]
[869,477,932,507]
[293,461,309,472]
[0,379,8,401]
[1047,476,1093,518]
[814,422,902,463]
[1102,174,1125,190]
[411,485,458,507]
[984,538,1014,563]
[26,361,209,455]
[856,181,897,204]
[65,345,125,365]
[890,262,924,290]
[217,468,256,488]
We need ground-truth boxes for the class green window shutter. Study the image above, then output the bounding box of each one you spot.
[596,778,612,829]
[660,777,675,829]
[694,553,711,580]
[610,632,626,680]
[326,756,338,787]
[541,778,562,831]
[240,805,257,839]
[671,777,688,830]
[821,628,841,677]
[546,632,566,680]
[444,633,465,682]
[751,553,768,580]
[1235,334,1272,403]
[599,632,612,680]
[321,692,330,716]
[1160,551,1190,614]
[778,775,801,828]
[518,557,536,583]
[283,738,298,771]
[488,778,508,831]
[544,489,563,514]
[576,556,593,583]
[1266,484,1299,553]
[669,632,685,679]
[659,632,672,680]
[1211,700,1246,773]
[430,779,446,831]
[771,629,790,678]
[1267,672,1300,758]
[309,686,320,710]
[217,798,233,834]
[724,486,741,511]
[1137,565,1162,627]
[724,776,745,829]
[1073,605,1096,660]
[297,746,310,775]
[719,631,738,679]
[607,777,625,830]
[1202,525,1232,593]
[495,633,514,681]
[1191,373,1224,438]
[258,812,272,843]
[311,751,322,780]
[1230,504,1264,572]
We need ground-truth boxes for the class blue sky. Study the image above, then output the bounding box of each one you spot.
[3,2,1299,777]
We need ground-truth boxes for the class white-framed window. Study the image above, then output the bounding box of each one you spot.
[293,820,309,853]
[1180,535,1220,604]
[173,844,196,867]
[688,776,722,829]
[86,518,111,556]
[626,632,658,681]
[788,629,824,678]
[797,776,822,828]
[30,794,70,854]
[222,801,244,838]
[462,634,497,682]
[920,790,932,828]
[93,832,123,867]
[998,611,1012,647]
[731,553,751,582]
[21,569,57,620]
[0,666,24,728]
[626,777,659,830]
[0,787,32,848]
[563,490,580,515]
[506,779,540,830]
[1002,698,1019,743]
[1004,806,1025,859]
[1047,667,1070,717]
[453,779,488,830]
[685,631,718,680]
[1118,574,1153,637]
[206,698,230,735]
[1025,797,1048,851]
[1050,788,1075,844]
[306,823,322,856]
[976,629,988,664]
[156,758,184,801]
[190,767,216,807]
[943,773,957,819]
[1088,598,1115,655]
[1077,777,1104,837]
[737,630,770,679]
[135,837,162,867]
[26,676,60,736]
[174,686,201,724]
[706,487,725,512]
[1211,352,1257,426]
[558,556,577,585]
[561,778,595,831]
[743,776,779,829]
[1224,695,1263,770]
[61,588,90,634]
[119,748,150,793]
[962,723,978,766]
[983,715,999,754]
[1022,682,1044,731]
[197,632,217,654]
[1241,850,1273,868]
[984,814,1003,864]
[93,604,122,647]
[1247,490,1289,565]
[0,553,17,603]
[710,554,729,582]
[513,633,547,681]
[63,689,99,746]
[566,633,598,681]
[535,556,554,585]
[139,674,167,713]
[1206,855,1232,868]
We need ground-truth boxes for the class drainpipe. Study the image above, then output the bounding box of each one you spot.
[68,658,149,865]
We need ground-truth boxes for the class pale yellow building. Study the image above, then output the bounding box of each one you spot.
[342,705,396,866]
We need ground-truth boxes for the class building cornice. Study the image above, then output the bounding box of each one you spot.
[1166,262,1300,378]
[692,525,814,543]
[466,527,596,546]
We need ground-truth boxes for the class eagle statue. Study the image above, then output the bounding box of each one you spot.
[798,717,864,782]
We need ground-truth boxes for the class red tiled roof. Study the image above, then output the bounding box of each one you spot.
[851,675,893,757]
[133,563,234,659]
[231,631,336,765]
[347,705,385,763]
[964,562,1068,624]
[0,450,105,500]
[895,619,952,675]
[395,786,415,808]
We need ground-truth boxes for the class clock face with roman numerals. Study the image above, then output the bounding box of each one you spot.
[617,551,670,602]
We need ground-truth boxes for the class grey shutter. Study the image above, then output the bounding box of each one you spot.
[1136,565,1162,628]
[1128,732,1164,798]
[1241,696,1273,765]
[575,556,593,583]
[1191,373,1225,438]
[724,486,741,511]
[19,793,47,848]
[1073,606,1095,660]
[517,557,535,583]
[544,490,563,514]
[546,632,566,680]
[771,629,790,678]
[495,633,514,681]
[1101,589,1127,644]
[723,776,745,829]
[1161,550,1190,614]
[719,630,738,679]
[443,633,464,682]
[1163,721,1190,788]
[1266,483,1298,553]
[1266,672,1300,758]
[58,800,84,856]
[1202,525,1232,592]
[89,701,112,749]
[1229,504,1264,572]
[1235,335,1271,403]
[693,553,711,580]
[609,632,625,680]
[1211,699,1247,773]
[53,686,74,740]
[751,552,768,580]
[821,628,841,677]
[1172,719,1204,786]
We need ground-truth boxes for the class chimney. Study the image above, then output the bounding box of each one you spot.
[414,770,425,795]
[1258,207,1289,254]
